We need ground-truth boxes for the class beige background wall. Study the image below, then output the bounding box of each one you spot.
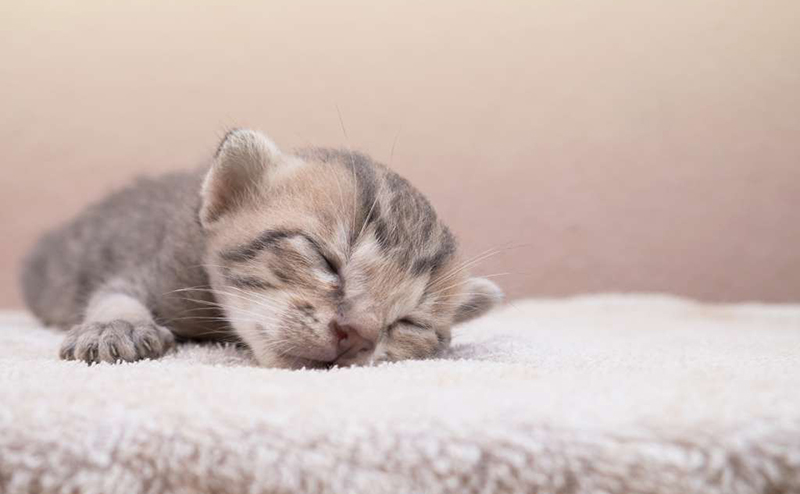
[2,0,799,307]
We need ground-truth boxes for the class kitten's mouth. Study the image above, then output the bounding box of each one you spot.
[279,345,371,370]
[275,349,342,370]
[330,344,372,367]
[279,355,332,370]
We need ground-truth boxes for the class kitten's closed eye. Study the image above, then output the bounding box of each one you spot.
[395,318,425,330]
[320,254,339,276]
[293,234,339,278]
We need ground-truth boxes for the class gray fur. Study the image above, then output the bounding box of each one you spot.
[60,320,175,363]
[21,130,502,367]
[21,169,223,339]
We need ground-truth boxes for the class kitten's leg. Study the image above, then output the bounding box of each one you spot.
[59,286,175,364]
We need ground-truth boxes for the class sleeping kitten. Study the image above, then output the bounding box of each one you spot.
[21,129,502,368]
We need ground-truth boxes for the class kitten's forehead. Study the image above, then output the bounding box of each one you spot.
[293,147,458,276]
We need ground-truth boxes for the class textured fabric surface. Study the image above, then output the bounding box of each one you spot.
[1,295,799,494]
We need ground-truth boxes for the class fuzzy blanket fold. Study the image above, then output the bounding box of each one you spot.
[1,295,799,494]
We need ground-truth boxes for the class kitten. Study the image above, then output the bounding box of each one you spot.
[21,129,502,368]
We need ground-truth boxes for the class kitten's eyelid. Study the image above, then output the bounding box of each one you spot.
[311,245,340,276]
[396,317,424,329]
[294,234,340,275]
[321,254,339,275]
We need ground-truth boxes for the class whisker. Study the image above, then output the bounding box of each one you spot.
[355,191,380,244]
[430,242,532,288]
[166,315,232,323]
[180,329,240,341]
[388,129,401,169]
[161,284,215,296]
[217,286,292,316]
[175,296,271,322]
[174,287,286,313]
[426,272,513,298]
[335,104,360,251]
[429,247,504,288]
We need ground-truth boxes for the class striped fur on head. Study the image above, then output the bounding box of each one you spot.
[201,129,502,368]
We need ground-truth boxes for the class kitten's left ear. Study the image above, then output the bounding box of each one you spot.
[200,129,281,228]
[453,278,504,324]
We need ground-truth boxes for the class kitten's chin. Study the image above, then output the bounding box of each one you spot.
[251,346,378,370]
[251,348,333,370]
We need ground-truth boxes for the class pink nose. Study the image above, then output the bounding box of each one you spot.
[329,321,374,356]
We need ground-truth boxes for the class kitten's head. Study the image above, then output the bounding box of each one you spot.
[199,129,502,368]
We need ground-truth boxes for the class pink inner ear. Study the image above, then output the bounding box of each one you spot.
[200,129,279,227]
[200,162,263,226]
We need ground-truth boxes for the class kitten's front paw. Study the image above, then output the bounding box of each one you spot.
[60,320,175,364]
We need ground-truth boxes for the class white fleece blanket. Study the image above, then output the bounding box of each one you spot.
[1,295,799,494]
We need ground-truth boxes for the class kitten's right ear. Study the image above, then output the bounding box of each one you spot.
[453,277,504,324]
[200,129,281,228]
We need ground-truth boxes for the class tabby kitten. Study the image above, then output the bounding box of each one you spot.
[21,130,502,368]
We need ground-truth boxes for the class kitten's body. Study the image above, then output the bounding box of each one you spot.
[22,167,221,339]
[22,131,501,368]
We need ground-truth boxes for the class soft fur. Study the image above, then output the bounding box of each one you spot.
[1,295,800,493]
[21,130,502,368]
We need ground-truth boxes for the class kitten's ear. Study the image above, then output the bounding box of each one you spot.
[200,129,281,227]
[453,278,504,324]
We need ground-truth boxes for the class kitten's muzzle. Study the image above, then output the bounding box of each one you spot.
[329,320,374,365]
